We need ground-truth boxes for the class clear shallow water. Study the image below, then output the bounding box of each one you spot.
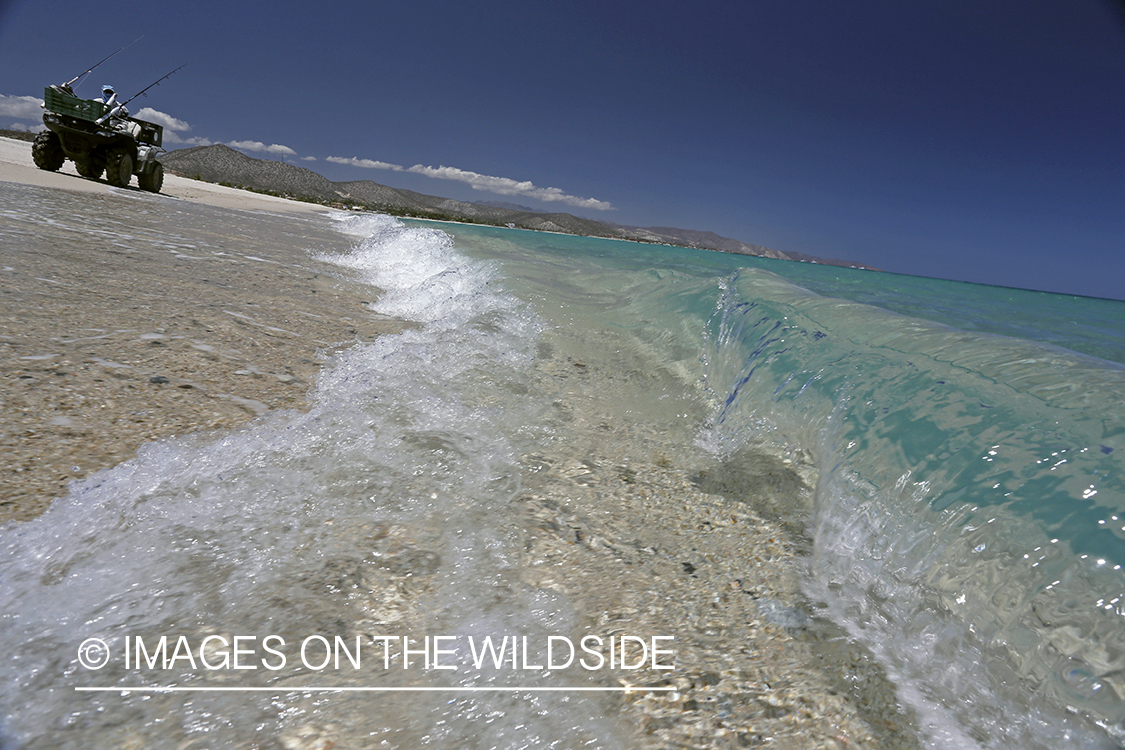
[694,271,1125,748]
[426,222,1125,366]
[730,258,1125,366]
[424,220,1125,748]
[1,201,1123,749]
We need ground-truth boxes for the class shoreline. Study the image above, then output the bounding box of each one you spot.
[1,137,921,748]
[0,136,408,522]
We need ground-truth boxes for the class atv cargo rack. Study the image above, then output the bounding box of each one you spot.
[42,85,163,147]
[43,85,108,122]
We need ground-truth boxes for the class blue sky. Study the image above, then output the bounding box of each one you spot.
[1,0,1123,300]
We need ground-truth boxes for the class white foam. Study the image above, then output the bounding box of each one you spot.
[322,213,516,330]
[0,211,624,749]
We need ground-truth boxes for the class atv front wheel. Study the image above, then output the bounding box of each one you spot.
[31,132,65,171]
[138,162,164,193]
[106,149,133,188]
[76,156,104,181]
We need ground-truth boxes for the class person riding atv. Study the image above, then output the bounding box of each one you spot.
[31,67,182,193]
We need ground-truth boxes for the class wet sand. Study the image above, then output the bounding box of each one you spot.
[0,136,409,521]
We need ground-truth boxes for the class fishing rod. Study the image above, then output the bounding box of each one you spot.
[96,64,186,125]
[63,36,144,88]
[119,63,186,107]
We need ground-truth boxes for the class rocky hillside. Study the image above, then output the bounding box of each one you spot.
[161,144,876,269]
[162,145,621,239]
[0,129,36,142]
[614,225,790,261]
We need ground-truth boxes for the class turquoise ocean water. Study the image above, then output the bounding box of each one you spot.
[1,197,1123,748]
[437,221,1125,747]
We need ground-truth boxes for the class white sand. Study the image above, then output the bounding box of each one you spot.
[0,135,325,214]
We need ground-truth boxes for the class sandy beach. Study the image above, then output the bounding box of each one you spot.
[0,134,330,214]
[0,135,408,521]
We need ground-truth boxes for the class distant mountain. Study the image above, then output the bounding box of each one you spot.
[161,145,618,238]
[161,145,877,270]
[610,224,790,261]
[0,129,36,142]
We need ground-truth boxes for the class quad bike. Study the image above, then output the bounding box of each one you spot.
[31,59,182,193]
[33,84,166,192]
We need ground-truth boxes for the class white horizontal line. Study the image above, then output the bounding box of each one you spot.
[76,686,674,693]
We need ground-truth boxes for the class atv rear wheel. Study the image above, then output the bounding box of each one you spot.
[138,162,164,193]
[106,149,133,188]
[31,132,65,171]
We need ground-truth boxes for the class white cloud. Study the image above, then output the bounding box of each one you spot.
[229,140,297,157]
[8,121,45,133]
[301,155,317,161]
[326,155,614,211]
[407,164,615,211]
[327,156,403,170]
[134,107,190,131]
[163,132,213,146]
[0,94,44,120]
